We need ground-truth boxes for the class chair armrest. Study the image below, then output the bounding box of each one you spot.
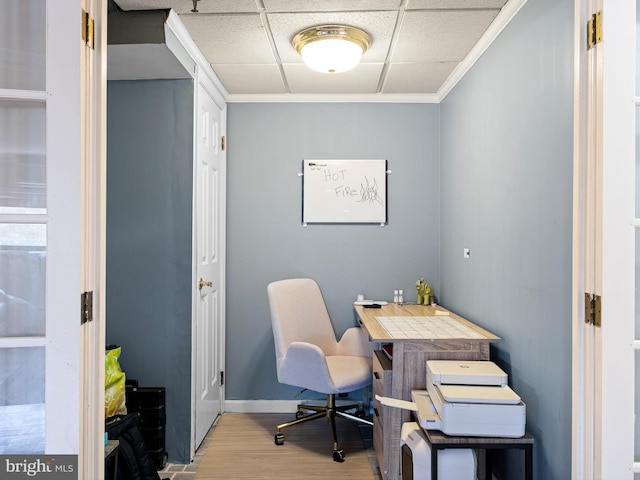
[278,342,334,393]
[336,327,374,357]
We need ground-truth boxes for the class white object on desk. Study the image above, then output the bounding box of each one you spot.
[425,360,525,438]
[436,384,521,405]
[423,386,526,438]
[427,360,508,386]
[354,300,389,306]
[376,385,526,438]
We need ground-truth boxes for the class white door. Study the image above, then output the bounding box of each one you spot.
[599,2,636,476]
[194,77,225,449]
[573,1,636,478]
[0,0,103,466]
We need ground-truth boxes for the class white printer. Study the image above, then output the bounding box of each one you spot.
[419,360,526,438]
[400,421,476,480]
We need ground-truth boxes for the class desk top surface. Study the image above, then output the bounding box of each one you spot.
[354,303,499,342]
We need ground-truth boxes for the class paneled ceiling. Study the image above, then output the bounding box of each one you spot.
[112,0,516,99]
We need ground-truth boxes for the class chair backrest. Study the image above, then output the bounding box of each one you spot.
[267,278,339,364]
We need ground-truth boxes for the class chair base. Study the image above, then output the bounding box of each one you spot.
[274,394,373,462]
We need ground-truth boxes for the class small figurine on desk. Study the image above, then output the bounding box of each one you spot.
[415,278,435,305]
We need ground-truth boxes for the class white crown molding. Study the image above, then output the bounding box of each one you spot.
[226,92,440,103]
[437,0,528,101]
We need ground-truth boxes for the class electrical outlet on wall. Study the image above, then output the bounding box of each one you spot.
[463,248,470,259]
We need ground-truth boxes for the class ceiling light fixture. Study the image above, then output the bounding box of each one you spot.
[292,25,371,74]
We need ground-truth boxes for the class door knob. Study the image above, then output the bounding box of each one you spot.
[199,278,213,290]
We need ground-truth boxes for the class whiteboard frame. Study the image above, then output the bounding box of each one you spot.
[301,159,388,225]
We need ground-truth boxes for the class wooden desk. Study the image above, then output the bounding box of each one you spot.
[354,303,498,480]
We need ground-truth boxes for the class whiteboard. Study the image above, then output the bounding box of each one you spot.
[302,159,387,224]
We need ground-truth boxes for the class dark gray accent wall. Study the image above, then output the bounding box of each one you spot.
[439,0,573,479]
[106,79,194,464]
[226,103,440,401]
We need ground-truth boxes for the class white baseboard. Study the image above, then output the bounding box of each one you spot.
[223,399,364,414]
[224,400,300,413]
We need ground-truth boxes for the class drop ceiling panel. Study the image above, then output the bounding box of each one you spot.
[267,11,398,64]
[382,62,457,94]
[284,63,383,94]
[264,0,402,12]
[111,0,522,97]
[211,64,287,94]
[406,0,508,8]
[180,14,276,64]
[391,9,500,63]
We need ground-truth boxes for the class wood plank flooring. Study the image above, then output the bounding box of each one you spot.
[193,413,381,480]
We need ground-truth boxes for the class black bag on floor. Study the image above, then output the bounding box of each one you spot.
[106,413,161,480]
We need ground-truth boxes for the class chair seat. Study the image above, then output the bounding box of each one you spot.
[326,356,372,394]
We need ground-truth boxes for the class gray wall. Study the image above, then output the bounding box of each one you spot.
[106,79,194,464]
[226,1,574,478]
[226,103,440,401]
[439,0,574,478]
[104,0,574,476]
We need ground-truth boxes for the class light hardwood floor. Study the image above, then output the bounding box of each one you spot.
[159,413,381,480]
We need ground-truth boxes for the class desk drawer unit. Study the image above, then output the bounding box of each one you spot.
[373,349,393,476]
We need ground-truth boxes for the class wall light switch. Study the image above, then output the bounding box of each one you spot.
[463,248,470,259]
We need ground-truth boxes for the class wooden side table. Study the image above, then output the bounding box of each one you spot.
[420,429,534,480]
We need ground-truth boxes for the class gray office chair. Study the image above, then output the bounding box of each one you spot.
[267,278,374,462]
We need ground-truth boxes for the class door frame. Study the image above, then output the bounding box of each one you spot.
[571,0,597,476]
[572,1,636,478]
[0,0,105,473]
[79,0,107,478]
[161,12,228,460]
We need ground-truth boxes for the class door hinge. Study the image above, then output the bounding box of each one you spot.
[587,11,602,50]
[584,292,601,327]
[220,371,224,386]
[82,9,95,49]
[221,136,225,151]
[81,291,94,325]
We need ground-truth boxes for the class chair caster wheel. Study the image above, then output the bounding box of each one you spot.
[275,433,285,446]
[296,409,305,419]
[332,449,345,462]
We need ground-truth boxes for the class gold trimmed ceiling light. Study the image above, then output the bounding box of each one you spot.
[292,25,371,74]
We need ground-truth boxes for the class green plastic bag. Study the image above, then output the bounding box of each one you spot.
[105,345,127,417]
